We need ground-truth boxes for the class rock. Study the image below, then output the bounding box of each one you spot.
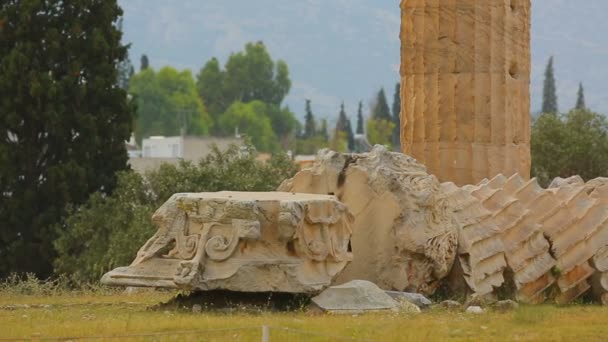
[465,306,484,314]
[102,191,353,293]
[385,291,431,309]
[492,300,519,312]
[191,304,202,313]
[396,299,421,314]
[279,146,459,295]
[439,300,462,310]
[311,280,398,313]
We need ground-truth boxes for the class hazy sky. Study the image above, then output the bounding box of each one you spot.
[119,0,608,124]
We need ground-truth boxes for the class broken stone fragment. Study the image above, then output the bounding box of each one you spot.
[385,291,432,309]
[311,280,398,314]
[279,146,459,295]
[101,191,353,293]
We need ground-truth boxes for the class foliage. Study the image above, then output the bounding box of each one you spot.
[372,88,392,121]
[576,82,586,110]
[303,99,316,138]
[334,103,354,152]
[0,0,134,277]
[295,136,328,155]
[217,101,278,152]
[392,82,401,149]
[196,42,291,118]
[356,101,364,134]
[542,56,558,114]
[531,109,608,186]
[140,54,149,71]
[54,144,297,282]
[116,18,134,90]
[330,130,348,153]
[366,119,395,148]
[129,67,212,142]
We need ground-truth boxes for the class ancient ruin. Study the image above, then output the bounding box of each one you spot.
[278,147,608,303]
[278,146,459,294]
[101,192,353,293]
[400,0,532,185]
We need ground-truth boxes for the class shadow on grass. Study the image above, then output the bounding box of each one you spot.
[151,290,312,314]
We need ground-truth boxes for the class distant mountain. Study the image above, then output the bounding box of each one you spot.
[119,0,608,124]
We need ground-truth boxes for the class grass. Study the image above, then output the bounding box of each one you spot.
[1,283,608,341]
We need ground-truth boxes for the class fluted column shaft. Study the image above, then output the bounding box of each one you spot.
[400,0,531,185]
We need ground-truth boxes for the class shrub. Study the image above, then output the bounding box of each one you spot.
[53,144,297,283]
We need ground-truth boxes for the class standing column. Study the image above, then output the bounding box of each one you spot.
[400,0,531,185]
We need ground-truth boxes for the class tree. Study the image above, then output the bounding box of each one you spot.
[366,119,395,148]
[217,101,278,152]
[196,41,291,117]
[372,88,392,121]
[319,118,329,142]
[116,18,134,90]
[531,109,608,187]
[576,82,586,110]
[304,99,316,138]
[345,118,355,152]
[392,83,401,150]
[542,56,558,114]
[356,101,364,134]
[0,0,134,277]
[129,67,212,142]
[266,104,298,150]
[54,144,297,282]
[140,54,149,71]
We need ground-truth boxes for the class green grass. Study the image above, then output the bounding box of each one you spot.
[1,289,608,341]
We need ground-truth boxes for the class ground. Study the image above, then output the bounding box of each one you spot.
[1,289,608,341]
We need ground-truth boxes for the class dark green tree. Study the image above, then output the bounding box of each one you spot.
[542,56,558,114]
[346,118,355,151]
[575,82,586,110]
[196,41,291,117]
[129,67,212,142]
[392,83,401,150]
[0,0,134,277]
[140,54,149,71]
[195,57,225,128]
[356,101,364,134]
[304,99,316,138]
[372,88,392,121]
[116,19,133,90]
[532,109,608,186]
[335,102,349,132]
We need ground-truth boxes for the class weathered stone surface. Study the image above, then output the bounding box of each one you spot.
[396,299,422,314]
[465,306,484,314]
[311,280,398,313]
[385,291,432,308]
[400,0,532,186]
[101,191,353,293]
[279,146,459,295]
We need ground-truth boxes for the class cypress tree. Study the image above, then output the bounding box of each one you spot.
[372,88,391,121]
[575,82,586,110]
[346,118,355,152]
[541,56,558,114]
[392,83,401,149]
[356,101,364,134]
[335,102,349,132]
[0,0,134,277]
[304,99,316,138]
[140,54,149,71]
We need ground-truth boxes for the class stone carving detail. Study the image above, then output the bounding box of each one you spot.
[400,0,532,185]
[102,192,353,293]
[280,147,608,304]
[279,146,459,295]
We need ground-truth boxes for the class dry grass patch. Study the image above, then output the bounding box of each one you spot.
[1,290,608,341]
